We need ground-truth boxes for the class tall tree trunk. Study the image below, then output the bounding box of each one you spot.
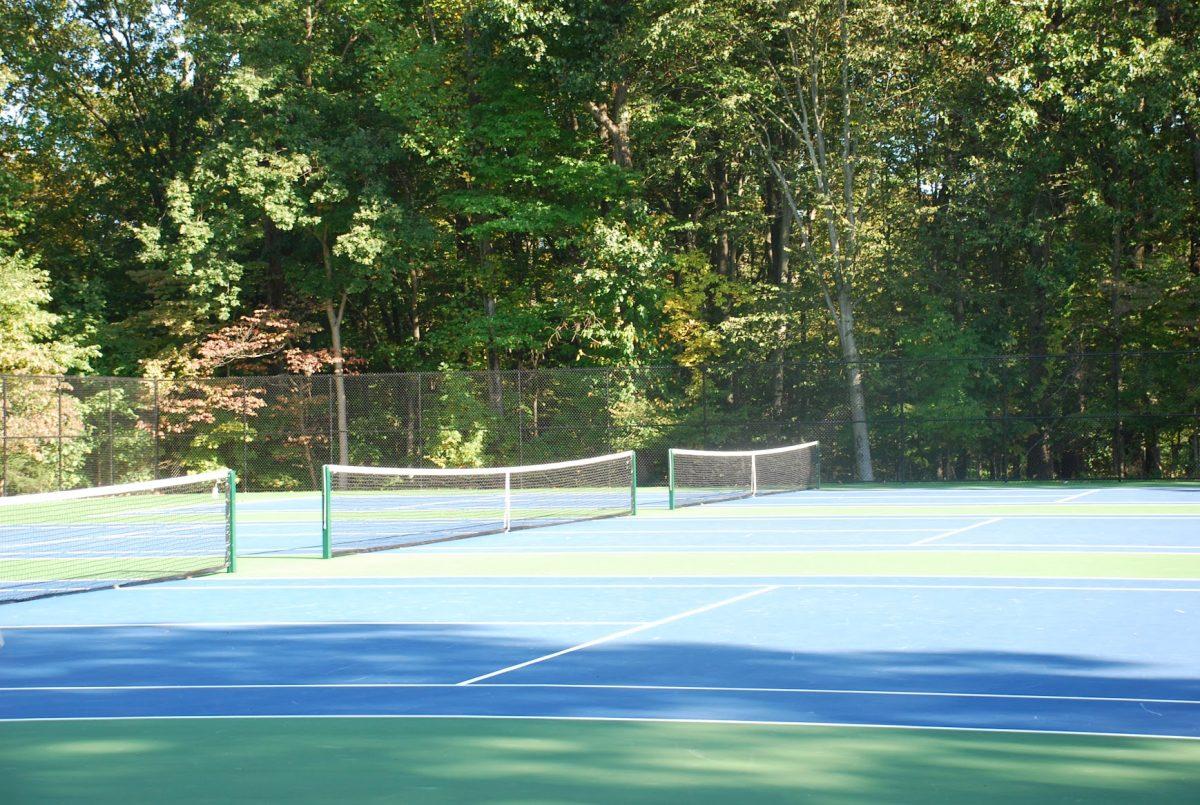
[1110,212,1124,477]
[766,172,792,285]
[325,295,349,467]
[766,163,791,419]
[711,157,733,276]
[835,287,872,481]
[263,219,285,307]
[409,268,421,341]
[1190,122,1200,275]
[1025,252,1052,480]
[320,230,349,467]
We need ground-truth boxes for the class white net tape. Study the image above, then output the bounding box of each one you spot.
[669,442,819,509]
[0,470,234,603]
[324,452,635,555]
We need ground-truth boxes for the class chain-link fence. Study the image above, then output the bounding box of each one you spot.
[2,351,1197,493]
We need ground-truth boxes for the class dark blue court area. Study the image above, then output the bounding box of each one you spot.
[3,575,1198,738]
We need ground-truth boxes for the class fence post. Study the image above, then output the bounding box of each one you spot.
[701,366,708,446]
[1,376,6,496]
[226,468,238,573]
[152,379,160,480]
[630,451,638,515]
[107,379,115,486]
[327,374,335,470]
[516,368,525,464]
[416,372,424,461]
[1112,353,1123,480]
[1001,364,1010,482]
[241,378,250,490]
[321,463,333,559]
[604,368,613,451]
[57,380,64,490]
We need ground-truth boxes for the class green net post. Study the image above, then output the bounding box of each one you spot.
[226,469,238,573]
[667,449,675,510]
[321,464,333,559]
[630,452,638,516]
[815,443,822,489]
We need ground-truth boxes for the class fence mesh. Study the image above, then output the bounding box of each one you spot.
[1,351,1197,493]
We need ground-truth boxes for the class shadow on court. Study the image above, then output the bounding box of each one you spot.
[2,714,1199,804]
[2,624,1197,735]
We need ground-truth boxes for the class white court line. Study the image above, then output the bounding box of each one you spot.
[647,512,1200,519]
[0,620,641,630]
[409,542,1200,552]
[1056,489,1103,504]
[111,579,1200,591]
[709,488,1075,495]
[778,582,1200,592]
[664,513,1200,520]
[910,518,1004,546]
[455,586,780,686]
[400,548,1200,558]
[3,681,1195,708]
[484,528,949,535]
[85,583,772,590]
[0,712,1193,741]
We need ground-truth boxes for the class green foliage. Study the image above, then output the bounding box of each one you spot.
[425,427,490,469]
[423,371,493,468]
[0,251,95,375]
[0,0,1196,482]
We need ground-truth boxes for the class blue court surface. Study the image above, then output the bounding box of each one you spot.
[2,574,1199,739]
[3,483,1200,801]
[233,483,1200,557]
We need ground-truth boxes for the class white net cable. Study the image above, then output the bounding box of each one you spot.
[0,470,234,604]
[323,451,636,556]
[668,442,820,509]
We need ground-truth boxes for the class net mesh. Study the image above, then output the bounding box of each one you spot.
[0,470,234,604]
[324,451,635,556]
[669,442,819,509]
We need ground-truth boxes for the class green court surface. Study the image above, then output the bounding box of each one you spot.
[3,718,1199,804]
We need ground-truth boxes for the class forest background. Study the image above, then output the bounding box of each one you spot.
[1,0,1197,489]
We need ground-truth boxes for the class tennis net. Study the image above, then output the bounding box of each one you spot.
[668,441,819,509]
[322,451,637,556]
[0,470,236,604]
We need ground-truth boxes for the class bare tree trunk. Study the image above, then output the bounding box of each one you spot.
[409,268,421,341]
[764,165,791,417]
[832,287,872,480]
[751,0,874,480]
[587,83,633,169]
[325,297,350,466]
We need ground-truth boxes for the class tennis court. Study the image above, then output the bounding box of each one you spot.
[2,452,1200,801]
